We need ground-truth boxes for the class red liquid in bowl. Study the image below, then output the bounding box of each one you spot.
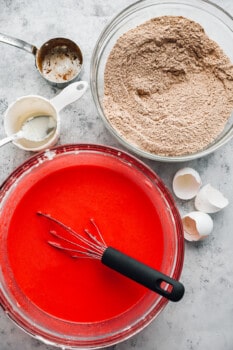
[0,145,183,343]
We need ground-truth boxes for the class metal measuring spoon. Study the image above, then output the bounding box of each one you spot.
[0,33,83,88]
[0,115,57,147]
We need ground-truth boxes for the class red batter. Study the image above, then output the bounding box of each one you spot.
[3,152,170,323]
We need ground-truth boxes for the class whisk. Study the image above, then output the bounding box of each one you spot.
[37,212,184,302]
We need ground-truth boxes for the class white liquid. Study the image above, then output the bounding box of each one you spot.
[21,115,57,142]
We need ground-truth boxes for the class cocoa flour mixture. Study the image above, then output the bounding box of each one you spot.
[103,16,233,156]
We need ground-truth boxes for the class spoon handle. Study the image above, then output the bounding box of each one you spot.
[0,32,37,55]
[0,133,20,147]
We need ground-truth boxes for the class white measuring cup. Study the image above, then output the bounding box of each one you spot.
[2,81,88,151]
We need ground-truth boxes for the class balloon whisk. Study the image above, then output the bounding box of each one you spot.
[37,211,185,302]
[38,212,107,260]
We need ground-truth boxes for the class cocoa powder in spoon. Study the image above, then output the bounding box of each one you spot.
[103,16,233,156]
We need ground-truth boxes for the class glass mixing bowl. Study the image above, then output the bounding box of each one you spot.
[0,144,184,349]
[90,0,233,162]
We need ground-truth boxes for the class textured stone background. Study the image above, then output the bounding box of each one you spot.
[0,1,233,349]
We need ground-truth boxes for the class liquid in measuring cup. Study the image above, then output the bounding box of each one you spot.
[20,114,57,142]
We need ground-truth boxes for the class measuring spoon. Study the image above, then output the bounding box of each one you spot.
[0,115,56,147]
[0,33,83,88]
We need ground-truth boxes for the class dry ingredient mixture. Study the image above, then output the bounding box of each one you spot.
[103,16,233,156]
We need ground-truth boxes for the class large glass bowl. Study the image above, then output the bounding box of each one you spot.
[0,144,184,349]
[90,0,233,162]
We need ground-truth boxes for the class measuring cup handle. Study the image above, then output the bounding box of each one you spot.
[0,32,37,55]
[50,81,88,112]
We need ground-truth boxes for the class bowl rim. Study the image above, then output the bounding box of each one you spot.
[90,0,233,162]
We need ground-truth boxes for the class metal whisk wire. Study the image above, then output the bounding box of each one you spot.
[37,211,107,260]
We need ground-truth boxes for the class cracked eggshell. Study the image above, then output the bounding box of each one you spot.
[172,167,202,200]
[182,211,213,241]
[195,184,229,213]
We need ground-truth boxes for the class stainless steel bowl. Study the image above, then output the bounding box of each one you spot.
[90,0,233,162]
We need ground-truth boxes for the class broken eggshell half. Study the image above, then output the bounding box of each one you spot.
[172,168,202,200]
[182,211,213,241]
[195,184,229,213]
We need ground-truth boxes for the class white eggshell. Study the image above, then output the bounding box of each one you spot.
[182,211,213,241]
[173,167,202,200]
[195,184,229,213]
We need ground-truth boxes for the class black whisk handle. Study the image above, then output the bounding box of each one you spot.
[101,247,184,302]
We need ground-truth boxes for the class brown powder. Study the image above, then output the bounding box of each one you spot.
[103,16,233,156]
